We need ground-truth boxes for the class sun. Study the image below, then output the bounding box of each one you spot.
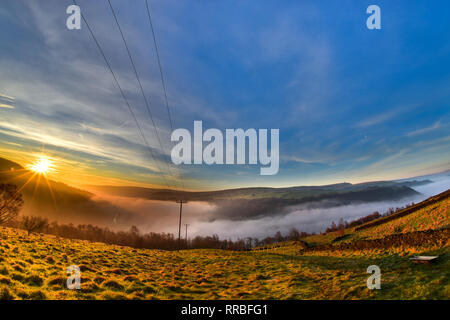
[30,158,54,175]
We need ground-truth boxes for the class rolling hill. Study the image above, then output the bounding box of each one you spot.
[88,181,424,202]
[88,179,424,220]
[0,188,448,300]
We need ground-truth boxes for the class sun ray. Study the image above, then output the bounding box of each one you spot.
[1,156,59,212]
[31,172,42,204]
[16,171,38,194]
[0,171,38,213]
[0,168,27,174]
[43,175,57,210]
[4,170,34,184]
[29,158,53,175]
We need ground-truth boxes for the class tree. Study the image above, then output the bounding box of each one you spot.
[21,216,49,235]
[129,225,142,248]
[338,218,345,230]
[330,221,337,232]
[130,225,140,236]
[0,184,24,225]
[288,228,300,240]
[274,231,284,243]
[245,237,253,249]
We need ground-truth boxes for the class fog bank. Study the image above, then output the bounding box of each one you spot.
[97,174,449,240]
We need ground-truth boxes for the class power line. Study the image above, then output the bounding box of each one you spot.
[72,0,170,187]
[145,0,185,191]
[75,0,189,243]
[106,0,180,190]
[145,0,174,133]
[144,1,191,247]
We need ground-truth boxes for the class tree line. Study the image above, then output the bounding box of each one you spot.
[5,216,314,251]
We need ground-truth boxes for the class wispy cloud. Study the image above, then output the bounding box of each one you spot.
[356,108,402,128]
[0,92,14,108]
[407,121,442,137]
[1,141,22,147]
[0,93,14,101]
[282,155,327,164]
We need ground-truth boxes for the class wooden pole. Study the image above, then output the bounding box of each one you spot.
[184,223,189,248]
[176,200,188,250]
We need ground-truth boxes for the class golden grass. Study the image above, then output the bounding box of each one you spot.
[0,225,448,300]
[0,197,448,300]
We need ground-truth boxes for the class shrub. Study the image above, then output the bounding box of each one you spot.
[21,216,49,235]
[0,184,24,225]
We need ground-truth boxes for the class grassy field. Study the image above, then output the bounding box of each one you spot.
[0,196,449,300]
[358,197,449,240]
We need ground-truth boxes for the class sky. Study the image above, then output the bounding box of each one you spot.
[0,0,449,190]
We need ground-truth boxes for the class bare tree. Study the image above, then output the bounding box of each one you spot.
[0,184,24,225]
[288,228,300,240]
[338,217,345,230]
[274,231,284,242]
[21,216,49,235]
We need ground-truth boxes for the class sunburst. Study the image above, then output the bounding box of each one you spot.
[29,158,54,175]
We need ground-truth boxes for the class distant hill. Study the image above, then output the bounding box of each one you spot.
[400,179,434,187]
[0,157,133,227]
[88,181,422,220]
[0,157,23,171]
[88,180,422,202]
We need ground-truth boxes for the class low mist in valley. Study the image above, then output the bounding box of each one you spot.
[89,174,449,240]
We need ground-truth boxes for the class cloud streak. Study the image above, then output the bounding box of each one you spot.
[407,121,442,137]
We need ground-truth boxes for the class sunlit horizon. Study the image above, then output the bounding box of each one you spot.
[2,150,449,192]
[28,157,54,176]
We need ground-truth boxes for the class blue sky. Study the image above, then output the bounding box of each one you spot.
[0,0,449,190]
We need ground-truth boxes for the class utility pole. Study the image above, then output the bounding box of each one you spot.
[176,200,188,250]
[184,224,189,248]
